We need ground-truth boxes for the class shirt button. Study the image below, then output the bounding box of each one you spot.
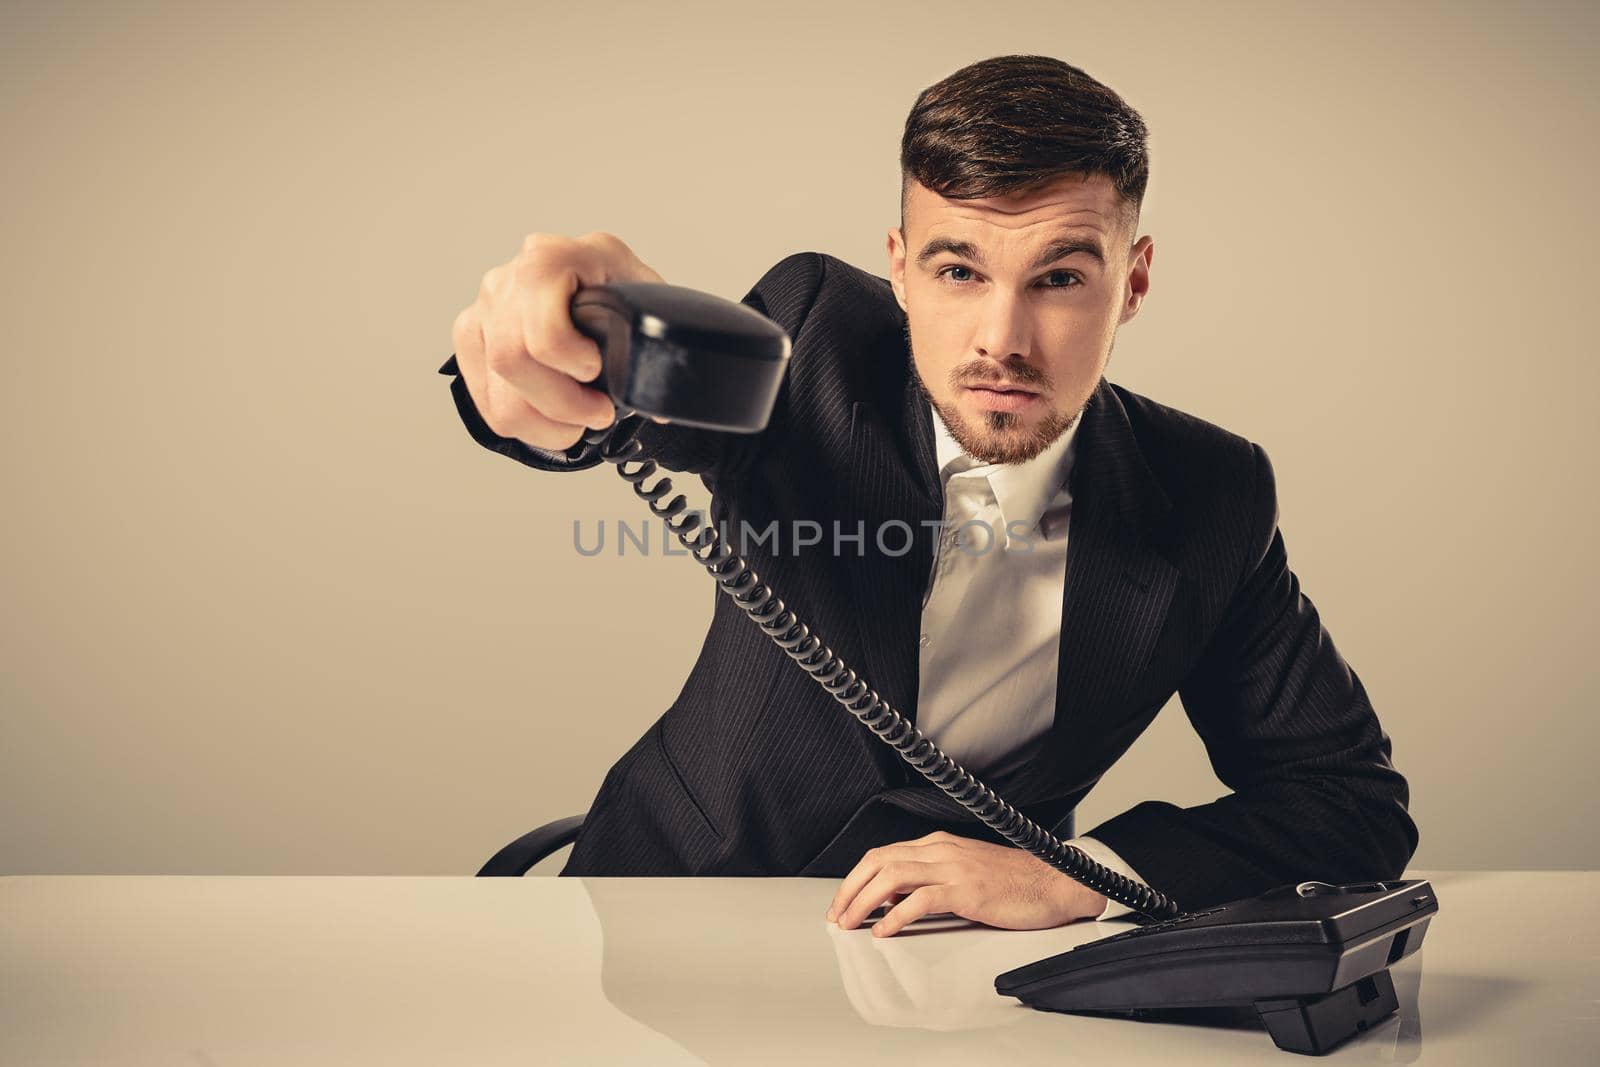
[919,633,931,648]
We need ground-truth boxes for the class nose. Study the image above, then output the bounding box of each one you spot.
[972,289,1032,363]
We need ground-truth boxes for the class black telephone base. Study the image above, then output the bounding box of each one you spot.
[1058,969,1398,1056]
[1254,968,1399,1055]
[996,878,1436,1056]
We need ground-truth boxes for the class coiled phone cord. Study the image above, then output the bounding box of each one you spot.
[582,413,1182,922]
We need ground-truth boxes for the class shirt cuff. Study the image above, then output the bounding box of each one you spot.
[1069,834,1146,921]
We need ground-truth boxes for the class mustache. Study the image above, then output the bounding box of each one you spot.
[948,359,1052,393]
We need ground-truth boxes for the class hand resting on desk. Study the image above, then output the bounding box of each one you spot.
[824,830,1109,937]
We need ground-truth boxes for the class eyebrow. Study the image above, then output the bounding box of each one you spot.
[916,233,1106,271]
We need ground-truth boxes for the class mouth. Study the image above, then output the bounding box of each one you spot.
[965,382,1040,395]
[961,383,1044,413]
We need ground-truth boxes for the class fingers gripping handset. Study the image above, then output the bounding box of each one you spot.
[449,231,666,453]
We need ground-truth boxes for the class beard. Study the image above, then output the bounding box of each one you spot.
[904,320,1096,465]
[933,397,1081,465]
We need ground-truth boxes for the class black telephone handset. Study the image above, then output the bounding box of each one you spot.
[566,282,1437,1056]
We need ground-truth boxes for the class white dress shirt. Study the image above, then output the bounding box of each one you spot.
[916,402,1144,921]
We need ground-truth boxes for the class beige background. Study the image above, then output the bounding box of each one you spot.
[1,0,1594,877]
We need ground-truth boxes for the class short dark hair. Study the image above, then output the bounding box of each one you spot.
[899,55,1149,248]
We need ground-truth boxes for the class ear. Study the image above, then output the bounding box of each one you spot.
[886,227,909,312]
[1118,235,1154,326]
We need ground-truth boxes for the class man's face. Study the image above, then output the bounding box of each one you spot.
[887,172,1153,464]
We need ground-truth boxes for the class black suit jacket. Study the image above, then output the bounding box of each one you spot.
[437,251,1418,909]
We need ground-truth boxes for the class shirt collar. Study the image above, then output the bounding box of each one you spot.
[929,401,1082,535]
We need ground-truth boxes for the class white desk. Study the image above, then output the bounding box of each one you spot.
[1,870,1593,1065]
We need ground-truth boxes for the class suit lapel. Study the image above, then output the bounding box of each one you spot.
[835,336,1178,817]
[842,395,939,730]
[1002,377,1177,806]
[898,350,942,507]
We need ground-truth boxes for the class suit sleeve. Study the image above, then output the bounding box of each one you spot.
[1083,443,1420,910]
[436,252,826,481]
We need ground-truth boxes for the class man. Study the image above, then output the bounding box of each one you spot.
[438,54,1418,937]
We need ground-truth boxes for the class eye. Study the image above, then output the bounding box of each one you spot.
[936,265,1083,290]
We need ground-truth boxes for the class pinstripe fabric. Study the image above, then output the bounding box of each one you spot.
[437,252,1418,909]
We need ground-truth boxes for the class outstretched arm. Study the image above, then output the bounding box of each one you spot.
[439,242,825,482]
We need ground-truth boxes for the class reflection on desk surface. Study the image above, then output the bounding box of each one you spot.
[0,870,1592,1065]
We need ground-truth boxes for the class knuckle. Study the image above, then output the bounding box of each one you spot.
[482,339,523,377]
[579,230,623,251]
[478,264,505,303]
[451,307,477,350]
[480,397,517,438]
[519,231,575,265]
